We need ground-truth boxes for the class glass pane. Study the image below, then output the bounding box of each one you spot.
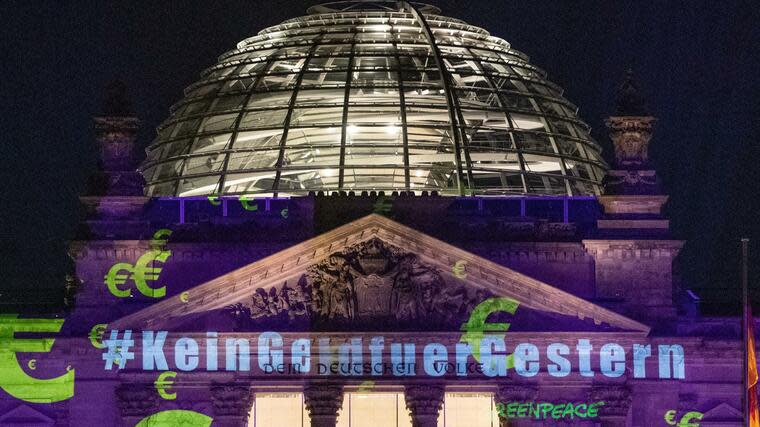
[565,159,595,180]
[440,393,496,427]
[353,56,397,69]
[159,138,193,159]
[296,88,347,106]
[466,128,514,150]
[548,118,579,137]
[530,175,567,195]
[222,77,256,92]
[405,106,451,125]
[222,171,278,193]
[397,44,433,55]
[345,126,402,145]
[206,65,237,80]
[207,95,246,113]
[349,87,400,104]
[227,150,279,171]
[554,137,586,158]
[183,154,225,176]
[237,61,269,76]
[314,44,353,55]
[510,113,546,131]
[268,58,306,74]
[257,74,300,90]
[499,93,537,111]
[278,166,340,189]
[355,43,394,53]
[398,55,435,69]
[247,91,295,108]
[515,131,556,154]
[198,114,238,133]
[343,167,406,190]
[344,146,405,166]
[190,134,232,154]
[184,82,221,99]
[176,175,219,197]
[460,109,509,128]
[407,126,455,147]
[457,89,501,108]
[176,99,212,117]
[286,127,342,147]
[173,118,202,138]
[523,153,565,174]
[308,56,351,70]
[339,393,412,427]
[251,393,306,427]
[347,106,400,125]
[301,71,348,88]
[401,70,442,86]
[233,129,284,150]
[352,70,398,86]
[291,107,344,126]
[239,109,288,130]
[154,159,185,180]
[403,88,447,106]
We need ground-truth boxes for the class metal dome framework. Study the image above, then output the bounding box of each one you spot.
[141,2,607,197]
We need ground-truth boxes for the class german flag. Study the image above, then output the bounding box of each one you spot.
[747,301,759,427]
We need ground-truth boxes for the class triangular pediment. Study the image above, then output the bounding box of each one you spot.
[701,403,742,421]
[112,214,649,333]
[0,405,55,424]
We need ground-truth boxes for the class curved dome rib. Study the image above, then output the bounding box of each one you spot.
[404,1,468,195]
[140,3,607,197]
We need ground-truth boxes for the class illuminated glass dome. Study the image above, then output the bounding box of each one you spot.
[141,1,607,197]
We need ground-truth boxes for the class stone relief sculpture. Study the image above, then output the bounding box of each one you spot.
[225,238,490,330]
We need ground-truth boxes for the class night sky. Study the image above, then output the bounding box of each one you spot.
[1,1,758,313]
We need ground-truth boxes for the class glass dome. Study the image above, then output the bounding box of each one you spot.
[141,1,607,197]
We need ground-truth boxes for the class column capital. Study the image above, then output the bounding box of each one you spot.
[210,383,253,418]
[304,383,344,427]
[591,384,632,424]
[404,384,445,427]
[495,383,538,403]
[494,384,538,427]
[115,383,159,419]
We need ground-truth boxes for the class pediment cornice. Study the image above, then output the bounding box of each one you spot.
[111,215,649,333]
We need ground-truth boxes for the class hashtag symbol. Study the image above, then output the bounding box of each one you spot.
[102,330,135,370]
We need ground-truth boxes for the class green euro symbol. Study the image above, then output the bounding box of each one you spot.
[677,412,703,427]
[149,229,172,249]
[664,410,677,425]
[240,196,258,211]
[104,262,135,297]
[132,249,171,298]
[135,410,213,427]
[0,314,74,403]
[104,249,171,298]
[460,297,520,367]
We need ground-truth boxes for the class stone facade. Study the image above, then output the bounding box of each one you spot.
[0,78,747,427]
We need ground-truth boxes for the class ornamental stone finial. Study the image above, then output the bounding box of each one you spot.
[606,70,656,171]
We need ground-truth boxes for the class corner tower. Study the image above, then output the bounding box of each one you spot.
[584,71,684,324]
[78,81,149,240]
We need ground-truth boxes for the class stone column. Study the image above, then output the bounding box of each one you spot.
[210,384,253,427]
[115,383,159,427]
[495,384,537,427]
[404,384,445,427]
[304,383,344,427]
[591,385,632,427]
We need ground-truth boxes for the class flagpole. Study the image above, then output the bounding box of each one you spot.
[743,237,750,427]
